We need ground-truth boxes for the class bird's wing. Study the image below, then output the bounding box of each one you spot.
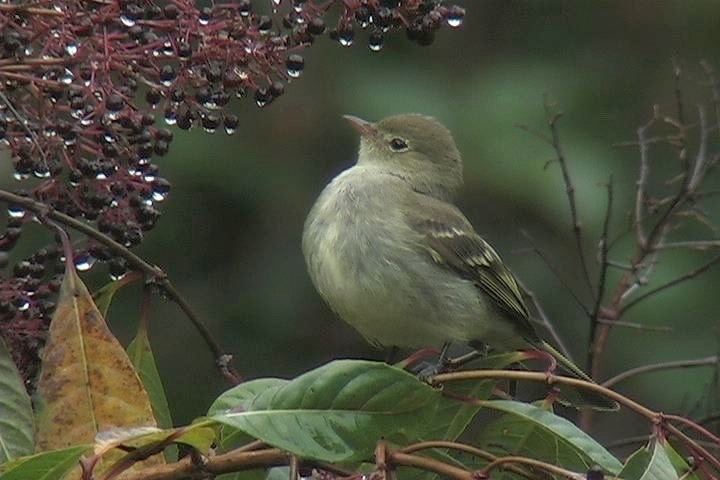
[403,195,537,340]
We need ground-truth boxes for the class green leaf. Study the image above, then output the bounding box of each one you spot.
[209,378,289,416]
[478,400,622,474]
[620,439,679,480]
[127,320,174,460]
[210,379,289,453]
[0,337,34,463]
[664,441,700,480]
[93,276,138,317]
[212,360,443,462]
[0,445,89,480]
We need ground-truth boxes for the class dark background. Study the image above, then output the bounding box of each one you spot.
[10,1,720,444]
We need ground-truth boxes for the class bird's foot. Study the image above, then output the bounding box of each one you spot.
[521,349,558,375]
[394,347,440,369]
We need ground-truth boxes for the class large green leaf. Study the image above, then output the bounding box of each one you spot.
[478,400,622,475]
[212,360,444,462]
[0,338,34,463]
[210,379,290,455]
[0,445,89,480]
[209,378,289,416]
[619,440,679,480]
[424,352,524,443]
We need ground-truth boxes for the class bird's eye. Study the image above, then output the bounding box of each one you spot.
[389,137,409,151]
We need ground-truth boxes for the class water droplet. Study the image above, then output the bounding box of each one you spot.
[143,173,156,182]
[164,110,177,125]
[110,270,126,281]
[446,8,465,28]
[95,173,108,180]
[13,173,29,180]
[66,42,78,56]
[24,45,33,56]
[8,206,25,218]
[202,125,216,133]
[224,126,236,135]
[60,68,74,84]
[16,300,30,311]
[75,254,95,271]
[120,15,136,27]
[33,168,50,178]
[152,191,166,202]
[368,34,384,51]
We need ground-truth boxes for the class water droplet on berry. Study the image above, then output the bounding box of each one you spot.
[120,15,136,27]
[66,43,78,56]
[16,299,30,311]
[13,173,29,181]
[447,7,465,27]
[369,33,384,51]
[75,254,95,271]
[8,206,25,218]
[110,270,127,281]
[60,68,74,84]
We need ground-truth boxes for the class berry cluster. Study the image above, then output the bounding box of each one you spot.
[0,0,463,383]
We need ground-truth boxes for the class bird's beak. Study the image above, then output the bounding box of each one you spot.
[342,115,377,137]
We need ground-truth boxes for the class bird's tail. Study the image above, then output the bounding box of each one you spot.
[537,340,619,411]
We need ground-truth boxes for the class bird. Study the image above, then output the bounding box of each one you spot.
[302,113,616,410]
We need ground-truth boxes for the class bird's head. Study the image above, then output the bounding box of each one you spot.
[344,113,463,200]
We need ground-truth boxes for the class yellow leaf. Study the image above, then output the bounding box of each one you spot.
[35,266,162,477]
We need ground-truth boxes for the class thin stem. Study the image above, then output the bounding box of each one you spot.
[478,455,584,479]
[589,176,613,365]
[544,101,596,301]
[517,279,572,360]
[387,452,473,480]
[602,356,719,388]
[400,441,533,479]
[621,256,720,315]
[0,188,241,384]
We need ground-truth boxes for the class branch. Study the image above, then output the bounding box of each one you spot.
[543,100,596,301]
[589,175,614,361]
[620,255,720,315]
[0,189,241,384]
[602,356,719,388]
[433,369,720,472]
[516,278,572,360]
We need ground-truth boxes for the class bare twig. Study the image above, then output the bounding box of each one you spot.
[659,240,720,250]
[635,118,656,247]
[589,175,614,363]
[399,441,533,479]
[0,189,242,384]
[519,230,592,318]
[516,278,572,360]
[602,356,719,388]
[543,100,596,301]
[595,319,671,332]
[620,255,720,315]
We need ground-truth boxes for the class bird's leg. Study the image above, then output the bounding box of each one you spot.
[521,348,558,375]
[445,342,489,369]
[414,342,452,381]
[395,347,440,369]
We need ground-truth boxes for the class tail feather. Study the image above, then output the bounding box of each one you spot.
[537,340,619,411]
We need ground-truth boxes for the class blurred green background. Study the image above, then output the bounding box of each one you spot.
[13,0,720,445]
